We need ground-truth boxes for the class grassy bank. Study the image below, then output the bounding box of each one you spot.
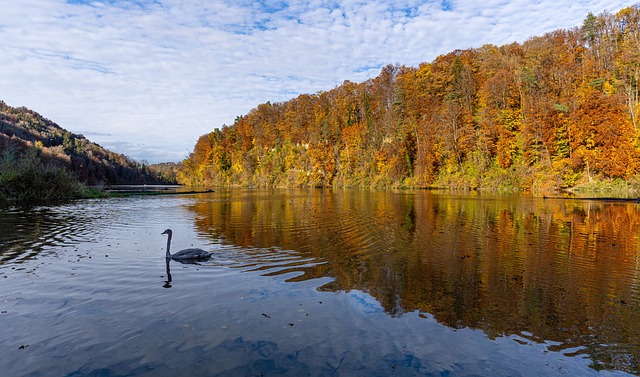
[566,178,640,198]
[0,149,207,203]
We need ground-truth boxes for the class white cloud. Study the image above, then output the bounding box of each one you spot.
[0,0,632,162]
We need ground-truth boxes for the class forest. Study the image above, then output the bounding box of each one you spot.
[178,6,640,190]
[0,101,178,187]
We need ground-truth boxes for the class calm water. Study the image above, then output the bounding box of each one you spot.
[1,189,639,376]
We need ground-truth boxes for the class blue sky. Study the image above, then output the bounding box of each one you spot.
[0,0,631,163]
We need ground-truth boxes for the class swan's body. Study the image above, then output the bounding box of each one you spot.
[162,229,212,260]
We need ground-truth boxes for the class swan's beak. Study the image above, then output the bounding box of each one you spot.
[161,230,168,235]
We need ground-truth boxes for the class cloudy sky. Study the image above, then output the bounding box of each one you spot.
[0,0,632,163]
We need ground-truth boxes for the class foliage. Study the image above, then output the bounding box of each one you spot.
[570,177,640,197]
[0,147,84,201]
[149,162,180,183]
[0,102,176,186]
[173,6,640,189]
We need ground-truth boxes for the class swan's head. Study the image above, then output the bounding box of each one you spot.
[162,229,172,236]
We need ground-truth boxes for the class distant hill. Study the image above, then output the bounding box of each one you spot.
[0,101,177,185]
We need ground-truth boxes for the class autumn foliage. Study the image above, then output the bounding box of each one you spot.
[0,102,177,186]
[179,6,640,189]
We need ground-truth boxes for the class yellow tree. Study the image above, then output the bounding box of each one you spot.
[569,89,638,179]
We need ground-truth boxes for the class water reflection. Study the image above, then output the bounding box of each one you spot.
[0,197,192,266]
[2,190,639,374]
[0,203,95,264]
[163,258,172,288]
[186,189,640,373]
[163,255,217,289]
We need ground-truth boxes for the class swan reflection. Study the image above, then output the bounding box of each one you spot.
[162,258,172,288]
[162,253,207,288]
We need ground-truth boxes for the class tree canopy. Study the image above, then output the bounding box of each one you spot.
[179,6,640,190]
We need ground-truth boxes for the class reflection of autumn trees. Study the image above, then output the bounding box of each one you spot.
[188,190,640,373]
[179,7,640,189]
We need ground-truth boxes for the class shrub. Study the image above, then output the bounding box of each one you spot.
[0,147,84,201]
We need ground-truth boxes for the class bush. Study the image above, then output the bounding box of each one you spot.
[0,147,84,201]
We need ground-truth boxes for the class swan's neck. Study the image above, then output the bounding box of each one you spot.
[165,233,172,258]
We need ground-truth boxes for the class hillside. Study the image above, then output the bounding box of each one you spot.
[179,6,640,190]
[0,101,176,185]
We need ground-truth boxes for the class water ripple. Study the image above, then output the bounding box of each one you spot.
[2,191,640,375]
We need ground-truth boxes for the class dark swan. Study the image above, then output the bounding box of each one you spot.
[161,229,212,260]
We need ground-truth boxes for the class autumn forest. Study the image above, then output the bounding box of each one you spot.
[178,6,640,191]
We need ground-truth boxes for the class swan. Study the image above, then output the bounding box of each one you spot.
[161,229,212,260]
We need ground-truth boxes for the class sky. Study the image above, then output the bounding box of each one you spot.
[0,0,633,163]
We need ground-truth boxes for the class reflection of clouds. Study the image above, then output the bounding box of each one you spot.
[186,189,640,373]
[1,193,620,376]
[202,336,447,376]
[347,290,384,314]
[1,1,629,162]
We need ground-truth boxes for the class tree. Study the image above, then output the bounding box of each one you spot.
[569,89,638,179]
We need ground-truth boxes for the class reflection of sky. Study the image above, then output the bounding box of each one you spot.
[0,194,632,376]
[347,290,384,314]
[0,256,613,376]
[1,0,630,162]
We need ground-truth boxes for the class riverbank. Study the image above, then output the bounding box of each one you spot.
[94,186,214,197]
[0,149,190,203]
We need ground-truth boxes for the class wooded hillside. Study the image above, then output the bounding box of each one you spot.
[179,6,640,190]
[0,102,176,185]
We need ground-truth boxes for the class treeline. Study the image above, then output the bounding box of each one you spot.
[179,6,640,190]
[0,101,177,186]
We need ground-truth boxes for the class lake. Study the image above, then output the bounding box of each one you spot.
[0,189,638,376]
